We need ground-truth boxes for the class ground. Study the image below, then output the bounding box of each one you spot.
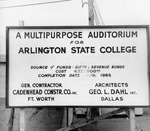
[0,98,150,131]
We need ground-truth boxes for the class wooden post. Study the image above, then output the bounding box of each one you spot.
[129,108,136,131]
[62,108,74,127]
[8,108,15,131]
[19,20,25,131]
[67,108,73,126]
[62,108,68,127]
[88,1,98,131]
[20,108,25,131]
[88,0,94,26]
[19,20,24,26]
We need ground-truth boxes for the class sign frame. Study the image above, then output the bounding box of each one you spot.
[6,25,150,108]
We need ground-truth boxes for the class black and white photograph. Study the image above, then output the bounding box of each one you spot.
[0,0,150,131]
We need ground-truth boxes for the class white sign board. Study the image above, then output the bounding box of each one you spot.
[6,26,150,107]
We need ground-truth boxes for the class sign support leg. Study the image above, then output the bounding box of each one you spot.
[8,108,15,131]
[129,108,136,131]
[62,107,68,127]
[20,108,25,131]
[19,20,25,131]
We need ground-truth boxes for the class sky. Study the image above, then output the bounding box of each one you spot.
[0,0,150,54]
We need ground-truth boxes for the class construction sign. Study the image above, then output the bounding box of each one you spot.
[6,26,150,107]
